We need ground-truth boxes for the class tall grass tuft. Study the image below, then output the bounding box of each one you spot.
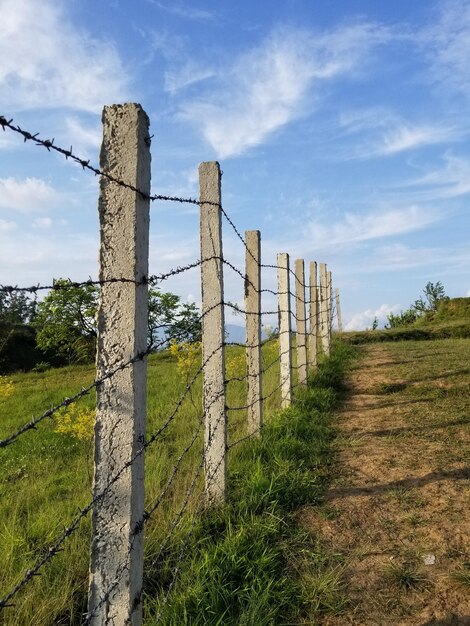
[145,340,356,625]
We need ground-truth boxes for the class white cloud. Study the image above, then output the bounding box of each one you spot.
[348,241,470,275]
[345,303,400,331]
[405,154,470,198]
[65,117,101,156]
[0,177,58,213]
[0,219,16,232]
[339,107,395,135]
[0,231,98,284]
[423,0,470,97]
[165,62,215,94]
[180,23,390,158]
[338,109,461,158]
[34,217,53,229]
[148,0,215,22]
[379,124,458,155]
[309,205,440,247]
[0,0,129,112]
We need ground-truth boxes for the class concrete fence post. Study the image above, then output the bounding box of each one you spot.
[245,230,262,436]
[327,270,333,341]
[295,259,308,387]
[277,253,292,407]
[88,104,150,626]
[319,263,330,356]
[335,287,343,335]
[199,161,226,503]
[308,261,318,372]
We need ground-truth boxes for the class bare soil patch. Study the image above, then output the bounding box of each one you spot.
[300,340,470,625]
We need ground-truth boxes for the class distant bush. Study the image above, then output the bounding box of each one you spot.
[386,309,418,328]
[385,281,449,330]
[0,323,45,374]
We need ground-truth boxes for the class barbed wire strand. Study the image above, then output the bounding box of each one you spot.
[81,386,227,624]
[152,373,299,623]
[0,340,226,610]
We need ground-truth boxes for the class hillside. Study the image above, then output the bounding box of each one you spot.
[344,297,470,345]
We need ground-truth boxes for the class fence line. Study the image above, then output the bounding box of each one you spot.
[0,105,340,625]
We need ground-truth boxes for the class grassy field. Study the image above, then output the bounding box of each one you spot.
[5,327,467,624]
[0,339,355,625]
[301,337,470,624]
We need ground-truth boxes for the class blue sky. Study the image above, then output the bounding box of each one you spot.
[1,0,469,330]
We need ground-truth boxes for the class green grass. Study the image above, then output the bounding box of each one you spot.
[450,562,470,587]
[385,561,428,590]
[145,341,356,625]
[0,339,355,625]
[342,297,470,345]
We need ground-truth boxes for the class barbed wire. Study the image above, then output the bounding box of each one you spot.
[84,334,310,620]
[0,115,205,208]
[0,333,170,449]
[0,339,226,611]
[85,381,230,623]
[151,374,302,623]
[1,113,340,621]
[82,385,225,624]
[226,370,297,413]
[1,259,330,301]
[0,258,211,294]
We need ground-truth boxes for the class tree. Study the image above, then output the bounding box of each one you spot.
[0,291,41,373]
[33,280,99,365]
[148,288,201,345]
[0,291,37,325]
[412,281,447,315]
[32,281,202,366]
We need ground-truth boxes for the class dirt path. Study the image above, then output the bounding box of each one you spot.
[301,341,470,625]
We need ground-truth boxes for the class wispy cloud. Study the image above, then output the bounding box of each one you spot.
[379,124,458,155]
[339,109,461,158]
[0,231,98,284]
[64,117,102,160]
[308,205,440,247]
[0,219,16,233]
[140,29,214,94]
[0,177,59,213]
[350,241,470,274]
[0,0,129,112]
[165,62,215,95]
[179,23,390,158]
[402,153,470,199]
[148,0,215,22]
[33,217,53,229]
[422,0,470,97]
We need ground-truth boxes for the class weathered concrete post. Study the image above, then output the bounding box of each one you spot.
[295,259,308,387]
[199,162,226,502]
[308,261,318,372]
[335,287,343,335]
[277,253,292,407]
[319,263,330,356]
[88,104,150,626]
[327,270,333,341]
[245,230,262,436]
